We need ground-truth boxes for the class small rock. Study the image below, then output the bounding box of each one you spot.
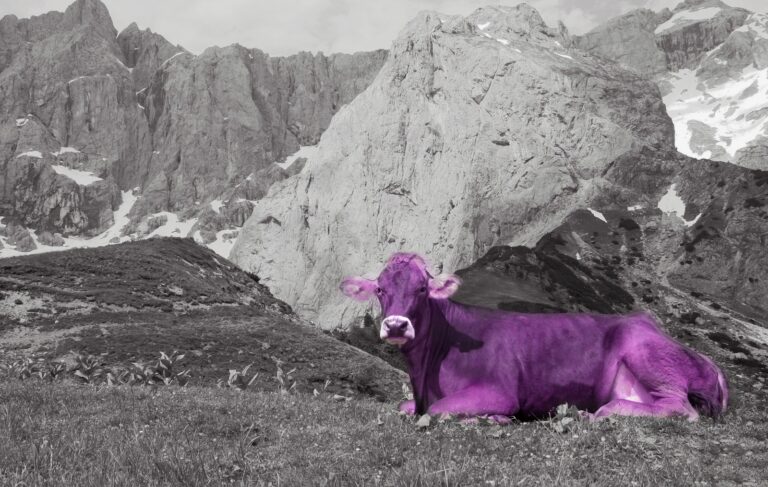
[415,414,432,429]
[5,224,37,252]
[38,231,65,247]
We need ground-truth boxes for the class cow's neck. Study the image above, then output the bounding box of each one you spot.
[401,298,457,414]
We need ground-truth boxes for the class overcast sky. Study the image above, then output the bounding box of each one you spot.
[1,0,766,56]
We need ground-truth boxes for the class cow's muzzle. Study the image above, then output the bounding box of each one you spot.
[380,315,415,345]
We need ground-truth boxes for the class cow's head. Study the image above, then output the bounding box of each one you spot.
[339,253,461,345]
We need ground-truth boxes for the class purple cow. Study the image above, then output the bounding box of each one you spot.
[340,252,728,421]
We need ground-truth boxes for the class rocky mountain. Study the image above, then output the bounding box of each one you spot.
[0,0,386,257]
[231,5,676,326]
[230,3,768,344]
[575,0,768,169]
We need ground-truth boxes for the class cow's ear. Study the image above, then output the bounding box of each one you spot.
[429,274,461,299]
[340,277,377,301]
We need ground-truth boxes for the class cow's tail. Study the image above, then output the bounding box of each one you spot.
[687,354,729,419]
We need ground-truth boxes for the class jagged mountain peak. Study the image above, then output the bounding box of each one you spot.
[62,0,118,40]
[394,4,570,51]
[671,0,732,12]
[466,4,569,45]
[118,22,141,36]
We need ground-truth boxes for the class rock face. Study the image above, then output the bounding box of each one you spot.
[135,45,388,223]
[0,0,386,256]
[0,0,134,240]
[575,1,766,170]
[230,5,676,327]
[575,0,749,73]
[573,8,672,76]
[655,0,750,71]
[116,22,186,90]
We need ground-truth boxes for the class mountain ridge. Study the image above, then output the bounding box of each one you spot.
[0,0,387,258]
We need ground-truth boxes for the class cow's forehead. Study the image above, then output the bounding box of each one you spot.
[385,252,428,269]
[379,253,429,283]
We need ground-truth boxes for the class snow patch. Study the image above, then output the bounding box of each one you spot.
[735,13,768,40]
[658,184,701,226]
[210,199,225,214]
[17,151,42,159]
[161,51,186,67]
[15,118,28,127]
[554,53,573,60]
[587,208,607,223]
[627,204,644,212]
[51,165,102,186]
[206,229,239,259]
[662,66,768,159]
[477,22,491,30]
[655,7,722,34]
[146,212,197,238]
[51,147,81,156]
[496,38,509,45]
[276,145,319,171]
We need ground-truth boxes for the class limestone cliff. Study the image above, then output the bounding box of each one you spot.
[230,5,675,327]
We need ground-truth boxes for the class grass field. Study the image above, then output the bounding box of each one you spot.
[1,377,766,486]
[2,239,767,486]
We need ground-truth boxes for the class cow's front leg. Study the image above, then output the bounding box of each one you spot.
[399,400,416,415]
[427,385,518,418]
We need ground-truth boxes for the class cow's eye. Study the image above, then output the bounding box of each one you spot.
[419,286,427,293]
[376,288,384,296]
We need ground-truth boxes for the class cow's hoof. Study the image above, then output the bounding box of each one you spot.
[488,414,512,425]
[398,400,416,415]
[579,410,597,422]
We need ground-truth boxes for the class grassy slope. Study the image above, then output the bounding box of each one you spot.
[0,238,406,400]
[2,239,768,485]
[1,379,766,486]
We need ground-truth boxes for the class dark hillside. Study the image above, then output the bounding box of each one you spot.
[0,238,407,401]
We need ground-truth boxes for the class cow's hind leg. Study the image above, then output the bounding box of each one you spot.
[594,361,699,421]
[594,396,699,421]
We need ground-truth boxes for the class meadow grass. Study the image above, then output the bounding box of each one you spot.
[1,378,765,486]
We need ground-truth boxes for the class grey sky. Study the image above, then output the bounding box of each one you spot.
[1,0,766,56]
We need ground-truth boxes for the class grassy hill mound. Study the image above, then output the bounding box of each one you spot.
[0,238,406,401]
